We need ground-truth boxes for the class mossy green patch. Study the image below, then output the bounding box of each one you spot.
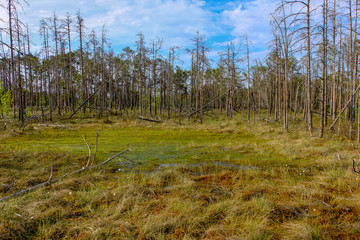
[0,118,289,172]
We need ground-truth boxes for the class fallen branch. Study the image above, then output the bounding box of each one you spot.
[137,116,163,123]
[202,112,215,118]
[91,131,99,167]
[47,160,54,183]
[188,94,225,117]
[83,135,92,167]
[319,200,332,209]
[0,149,130,203]
[35,124,69,128]
[0,176,55,203]
[14,212,33,224]
[232,107,240,114]
[263,118,277,124]
[69,82,105,119]
[312,111,332,117]
[330,83,360,130]
[119,156,141,166]
[92,149,130,168]
[69,56,131,119]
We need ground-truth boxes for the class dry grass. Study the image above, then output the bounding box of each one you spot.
[1,114,360,239]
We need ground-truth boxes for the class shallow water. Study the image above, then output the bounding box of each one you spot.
[158,162,259,170]
[115,160,259,175]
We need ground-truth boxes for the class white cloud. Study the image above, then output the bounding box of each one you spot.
[0,0,280,68]
[85,0,214,51]
[221,0,277,50]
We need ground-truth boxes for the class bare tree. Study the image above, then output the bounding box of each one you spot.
[76,10,86,114]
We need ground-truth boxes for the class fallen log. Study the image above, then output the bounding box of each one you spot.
[188,94,225,117]
[69,82,105,119]
[202,112,215,118]
[137,116,163,123]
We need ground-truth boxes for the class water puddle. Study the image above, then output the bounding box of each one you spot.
[115,160,259,174]
[157,162,259,171]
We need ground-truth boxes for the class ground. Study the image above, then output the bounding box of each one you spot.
[0,114,360,239]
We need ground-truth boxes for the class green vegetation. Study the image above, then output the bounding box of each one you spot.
[0,81,12,119]
[1,115,360,239]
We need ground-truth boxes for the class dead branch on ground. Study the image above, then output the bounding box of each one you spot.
[69,82,106,119]
[187,94,225,117]
[83,135,92,167]
[137,116,163,123]
[91,131,99,167]
[0,135,130,203]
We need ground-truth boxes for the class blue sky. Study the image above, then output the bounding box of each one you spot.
[1,0,278,68]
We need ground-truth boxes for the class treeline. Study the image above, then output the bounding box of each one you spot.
[0,0,359,140]
[0,1,250,123]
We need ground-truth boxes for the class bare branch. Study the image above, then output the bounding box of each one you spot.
[91,131,99,167]
[337,153,343,168]
[0,150,130,203]
[47,160,54,183]
[91,149,131,168]
[83,135,92,168]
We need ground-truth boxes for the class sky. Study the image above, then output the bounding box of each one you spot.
[1,0,279,68]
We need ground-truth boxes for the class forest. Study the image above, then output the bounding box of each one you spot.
[0,0,357,138]
[1,0,360,239]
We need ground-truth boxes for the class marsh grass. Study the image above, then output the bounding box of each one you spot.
[1,114,360,239]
